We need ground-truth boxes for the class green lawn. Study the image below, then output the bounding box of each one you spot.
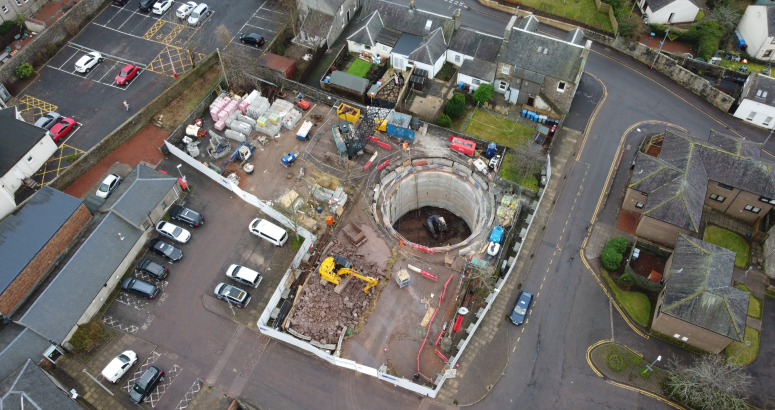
[695,10,705,21]
[601,269,652,327]
[515,0,612,31]
[703,226,750,268]
[725,326,760,365]
[735,283,763,319]
[499,152,539,191]
[464,109,534,147]
[346,59,372,78]
[719,59,771,76]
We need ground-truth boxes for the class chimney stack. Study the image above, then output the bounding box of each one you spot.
[453,9,461,30]
[504,15,516,41]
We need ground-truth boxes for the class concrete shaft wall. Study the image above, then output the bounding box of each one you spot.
[386,171,483,232]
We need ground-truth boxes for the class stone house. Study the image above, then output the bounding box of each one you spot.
[494,15,588,114]
[346,10,400,61]
[637,0,700,24]
[0,106,58,220]
[623,129,775,248]
[737,4,775,61]
[297,0,359,48]
[732,72,775,130]
[652,234,749,353]
[447,27,502,91]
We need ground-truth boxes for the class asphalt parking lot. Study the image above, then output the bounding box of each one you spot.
[232,1,287,51]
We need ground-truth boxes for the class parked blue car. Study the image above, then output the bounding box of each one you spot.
[509,290,533,325]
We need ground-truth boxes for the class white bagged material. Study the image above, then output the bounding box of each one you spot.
[224,129,247,142]
[282,108,302,130]
[228,121,253,135]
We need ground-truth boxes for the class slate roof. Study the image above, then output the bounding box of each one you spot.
[741,72,775,107]
[348,11,383,46]
[408,28,446,65]
[392,33,424,56]
[365,0,454,39]
[0,107,48,177]
[0,359,83,410]
[566,27,585,45]
[105,165,177,228]
[768,0,775,33]
[497,27,586,83]
[661,234,748,341]
[300,9,334,39]
[517,15,538,32]
[19,211,143,344]
[316,0,346,11]
[459,58,496,82]
[629,130,775,231]
[375,27,401,47]
[448,28,502,61]
[0,186,83,296]
[0,325,52,382]
[329,71,370,93]
[647,0,696,12]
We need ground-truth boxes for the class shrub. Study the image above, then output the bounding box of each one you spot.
[278,44,286,56]
[44,43,57,57]
[606,237,628,254]
[435,113,452,127]
[472,83,494,105]
[0,20,16,36]
[617,272,634,287]
[55,40,63,47]
[15,62,34,79]
[602,248,623,271]
[445,93,465,118]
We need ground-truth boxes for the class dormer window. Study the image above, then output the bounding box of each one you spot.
[425,20,432,30]
[537,46,542,53]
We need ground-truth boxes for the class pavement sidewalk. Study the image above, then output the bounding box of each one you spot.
[434,127,584,405]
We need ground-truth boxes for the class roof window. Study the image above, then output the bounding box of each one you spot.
[425,20,432,30]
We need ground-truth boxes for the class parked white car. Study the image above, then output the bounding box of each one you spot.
[74,52,103,73]
[156,221,191,243]
[96,174,122,199]
[176,1,197,18]
[152,0,173,14]
[187,3,209,25]
[101,350,137,383]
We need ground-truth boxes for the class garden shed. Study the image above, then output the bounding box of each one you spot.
[324,71,370,99]
[257,53,297,79]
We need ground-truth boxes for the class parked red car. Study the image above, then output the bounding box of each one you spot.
[47,117,76,142]
[115,64,139,85]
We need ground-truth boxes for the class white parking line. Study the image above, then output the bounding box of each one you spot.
[57,121,84,146]
[242,23,275,33]
[57,51,80,70]
[45,64,128,90]
[98,60,121,83]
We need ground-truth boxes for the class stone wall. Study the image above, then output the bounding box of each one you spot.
[0,204,91,316]
[583,31,735,112]
[1,0,108,85]
[46,52,219,191]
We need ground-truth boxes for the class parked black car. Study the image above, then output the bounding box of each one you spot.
[129,366,163,404]
[136,258,169,280]
[169,205,204,227]
[138,0,158,12]
[239,32,265,47]
[122,278,159,299]
[148,238,183,261]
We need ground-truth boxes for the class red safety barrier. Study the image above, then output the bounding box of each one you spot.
[417,275,453,378]
[434,349,449,363]
[369,136,379,142]
[435,329,444,346]
[376,141,391,149]
[422,271,439,281]
[377,160,390,170]
[363,152,378,170]
[411,243,435,254]
[413,160,428,166]
[453,315,464,333]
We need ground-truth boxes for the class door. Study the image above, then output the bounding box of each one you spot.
[394,56,404,70]
[347,10,350,23]
[527,95,535,106]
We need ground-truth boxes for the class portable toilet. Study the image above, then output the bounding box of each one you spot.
[486,142,496,158]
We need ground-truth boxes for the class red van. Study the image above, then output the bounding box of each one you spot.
[449,136,475,156]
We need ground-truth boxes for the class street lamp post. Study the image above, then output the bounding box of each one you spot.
[176,164,189,192]
[650,29,670,70]
[735,266,754,286]
[642,355,662,375]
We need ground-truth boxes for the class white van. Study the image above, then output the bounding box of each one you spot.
[226,264,262,288]
[187,3,209,25]
[249,218,288,246]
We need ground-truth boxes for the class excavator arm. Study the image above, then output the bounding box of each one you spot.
[338,268,378,293]
[318,256,378,293]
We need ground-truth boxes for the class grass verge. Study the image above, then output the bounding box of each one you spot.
[601,268,652,327]
[725,326,759,365]
[464,109,534,148]
[499,152,539,191]
[69,321,116,363]
[346,59,372,78]
[734,283,762,319]
[515,0,612,31]
[702,225,750,268]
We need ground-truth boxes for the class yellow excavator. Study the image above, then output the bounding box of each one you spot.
[319,255,378,293]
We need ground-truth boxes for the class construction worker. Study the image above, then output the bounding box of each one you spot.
[402,141,408,152]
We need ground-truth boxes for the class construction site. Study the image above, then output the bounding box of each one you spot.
[165,71,543,395]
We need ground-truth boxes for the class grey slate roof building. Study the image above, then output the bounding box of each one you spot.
[517,15,538,32]
[459,58,496,82]
[0,107,48,177]
[448,27,502,61]
[566,27,585,45]
[392,33,424,56]
[0,324,52,382]
[740,72,775,107]
[104,165,178,228]
[0,186,83,296]
[0,359,83,410]
[407,28,446,65]
[629,130,775,231]
[19,211,144,343]
[299,9,335,39]
[365,0,454,39]
[660,234,748,341]
[497,26,586,83]
[329,71,370,94]
[348,10,384,46]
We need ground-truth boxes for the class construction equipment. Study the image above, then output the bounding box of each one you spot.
[425,215,448,240]
[280,151,299,167]
[295,93,310,110]
[223,141,254,169]
[319,256,378,293]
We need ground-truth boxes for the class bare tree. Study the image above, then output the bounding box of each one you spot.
[214,24,232,51]
[179,24,212,69]
[467,266,497,294]
[276,202,304,243]
[665,354,752,410]
[710,5,742,35]
[506,143,546,183]
[276,0,300,39]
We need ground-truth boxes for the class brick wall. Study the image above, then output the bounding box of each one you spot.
[635,215,691,248]
[1,0,108,85]
[652,293,733,354]
[0,204,91,315]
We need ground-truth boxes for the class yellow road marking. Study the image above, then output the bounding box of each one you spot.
[17,95,58,121]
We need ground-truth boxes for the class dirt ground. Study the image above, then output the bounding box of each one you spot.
[639,33,695,56]
[394,206,472,248]
[155,67,223,133]
[64,123,168,199]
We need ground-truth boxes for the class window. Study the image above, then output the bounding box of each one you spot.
[501,65,509,75]
[382,45,388,51]
[760,196,775,204]
[717,183,735,191]
[498,81,507,90]
[765,50,774,58]
[747,111,757,121]
[26,155,33,162]
[709,193,726,202]
[744,205,761,213]
[364,45,371,50]
[537,46,543,53]
[757,89,762,97]
[341,18,345,28]
[161,201,167,209]
[14,0,20,5]
[425,19,432,30]
[766,117,773,127]
[2,6,7,12]
[557,82,566,92]
[454,54,460,63]
[472,78,481,85]
[635,202,644,209]
[673,334,681,339]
